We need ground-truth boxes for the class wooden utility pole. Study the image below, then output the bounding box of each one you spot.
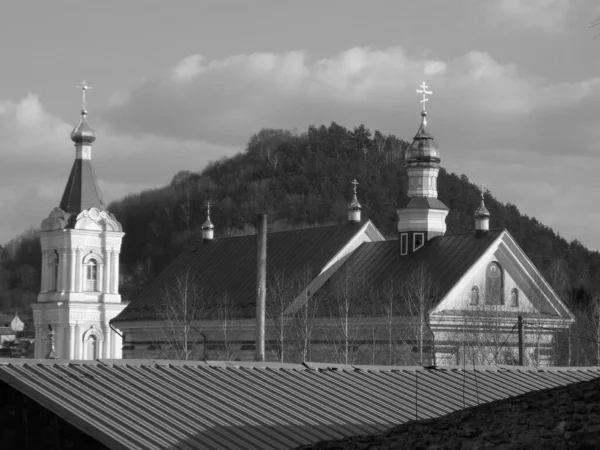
[255,213,267,362]
[518,316,524,366]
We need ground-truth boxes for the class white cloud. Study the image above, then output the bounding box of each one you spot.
[2,45,600,252]
[0,94,238,245]
[484,0,571,32]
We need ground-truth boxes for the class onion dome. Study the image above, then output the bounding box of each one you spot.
[474,190,490,219]
[202,201,215,240]
[202,214,214,230]
[70,110,97,144]
[405,110,440,168]
[347,179,362,211]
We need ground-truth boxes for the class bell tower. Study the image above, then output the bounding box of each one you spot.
[397,82,449,255]
[32,81,126,359]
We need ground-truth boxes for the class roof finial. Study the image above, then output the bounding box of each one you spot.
[416,81,432,114]
[348,178,362,223]
[202,200,215,240]
[71,80,97,144]
[475,182,491,233]
[478,183,486,201]
[76,80,93,115]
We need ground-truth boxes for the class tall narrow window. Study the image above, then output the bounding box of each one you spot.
[511,288,519,307]
[86,334,98,359]
[400,233,408,255]
[486,262,503,305]
[49,251,59,291]
[470,286,480,305]
[85,260,98,291]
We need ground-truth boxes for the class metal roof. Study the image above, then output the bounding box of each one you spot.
[1,359,599,450]
[113,222,367,323]
[59,159,106,214]
[315,230,507,315]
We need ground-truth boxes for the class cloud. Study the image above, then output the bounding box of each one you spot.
[484,0,571,32]
[2,44,600,252]
[100,46,600,250]
[0,94,238,245]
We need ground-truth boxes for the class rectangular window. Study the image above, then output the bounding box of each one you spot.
[400,233,408,255]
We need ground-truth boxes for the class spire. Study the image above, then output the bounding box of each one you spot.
[347,178,362,223]
[70,81,96,145]
[475,184,490,235]
[202,200,215,241]
[59,81,105,214]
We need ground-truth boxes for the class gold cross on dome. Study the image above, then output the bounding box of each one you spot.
[76,80,93,111]
[351,179,359,194]
[416,81,432,109]
[206,200,211,215]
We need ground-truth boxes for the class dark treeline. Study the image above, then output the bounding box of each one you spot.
[1,123,599,352]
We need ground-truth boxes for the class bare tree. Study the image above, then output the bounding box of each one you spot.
[214,293,240,361]
[403,262,437,366]
[325,265,371,364]
[158,270,208,360]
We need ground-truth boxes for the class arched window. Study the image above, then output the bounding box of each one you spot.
[85,259,98,291]
[486,262,503,305]
[86,334,99,359]
[470,286,480,305]
[511,288,519,307]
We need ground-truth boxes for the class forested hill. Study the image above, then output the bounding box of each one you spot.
[1,122,600,316]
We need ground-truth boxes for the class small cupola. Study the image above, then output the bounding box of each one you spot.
[70,81,96,145]
[474,185,490,236]
[202,200,215,241]
[347,178,362,223]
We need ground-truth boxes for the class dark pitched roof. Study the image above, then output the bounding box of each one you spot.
[398,196,449,210]
[316,230,503,313]
[113,222,366,323]
[59,159,106,214]
[1,359,599,450]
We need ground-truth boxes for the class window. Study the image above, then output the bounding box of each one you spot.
[86,334,99,359]
[400,233,408,256]
[413,233,425,251]
[85,259,98,291]
[49,251,59,291]
[511,288,519,307]
[486,262,503,305]
[471,286,480,305]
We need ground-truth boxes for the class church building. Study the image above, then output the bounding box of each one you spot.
[31,83,126,359]
[110,82,574,366]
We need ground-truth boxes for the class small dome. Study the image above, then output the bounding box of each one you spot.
[70,111,96,144]
[405,111,440,167]
[202,216,214,230]
[348,194,361,211]
[474,194,490,219]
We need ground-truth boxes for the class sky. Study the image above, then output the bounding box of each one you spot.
[1,0,600,250]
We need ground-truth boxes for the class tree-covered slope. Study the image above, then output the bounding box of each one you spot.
[2,122,599,327]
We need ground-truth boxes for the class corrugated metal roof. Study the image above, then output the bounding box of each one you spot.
[0,359,599,450]
[113,222,366,322]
